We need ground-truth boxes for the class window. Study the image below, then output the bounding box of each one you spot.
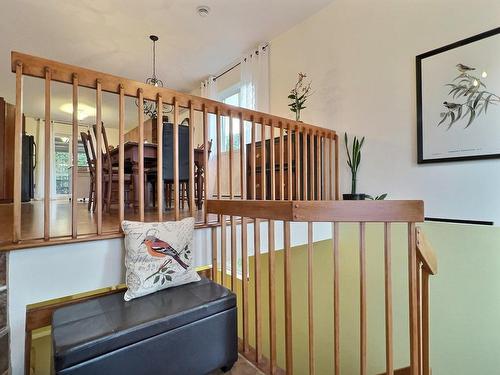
[53,134,89,196]
[54,136,71,195]
[222,91,240,151]
[219,88,251,152]
[77,140,89,168]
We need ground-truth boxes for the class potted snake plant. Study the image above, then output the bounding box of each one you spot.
[343,133,366,200]
[343,133,387,201]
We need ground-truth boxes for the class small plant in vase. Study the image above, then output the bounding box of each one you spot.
[343,133,387,201]
[344,133,366,200]
[288,72,312,122]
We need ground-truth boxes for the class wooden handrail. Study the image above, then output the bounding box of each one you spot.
[415,227,438,275]
[207,199,424,222]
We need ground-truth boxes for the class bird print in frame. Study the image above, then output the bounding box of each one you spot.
[417,27,500,163]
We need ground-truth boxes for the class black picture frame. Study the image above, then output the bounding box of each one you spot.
[416,27,500,164]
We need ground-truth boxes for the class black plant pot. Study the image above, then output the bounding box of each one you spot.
[343,193,366,200]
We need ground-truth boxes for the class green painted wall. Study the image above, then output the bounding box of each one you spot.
[233,222,500,374]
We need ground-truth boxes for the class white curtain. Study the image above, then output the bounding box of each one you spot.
[201,76,218,100]
[200,76,218,198]
[240,43,270,112]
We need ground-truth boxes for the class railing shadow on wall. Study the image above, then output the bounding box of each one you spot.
[8,51,339,247]
[207,199,437,375]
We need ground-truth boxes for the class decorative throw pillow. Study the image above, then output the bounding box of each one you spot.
[121,217,200,301]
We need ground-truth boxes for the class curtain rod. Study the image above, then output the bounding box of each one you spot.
[213,43,269,82]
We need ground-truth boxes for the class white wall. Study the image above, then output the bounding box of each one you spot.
[269,0,500,224]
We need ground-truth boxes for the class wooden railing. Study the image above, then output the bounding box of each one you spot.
[207,199,438,375]
[9,51,338,245]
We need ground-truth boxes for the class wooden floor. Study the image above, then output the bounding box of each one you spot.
[0,200,218,246]
[211,355,264,375]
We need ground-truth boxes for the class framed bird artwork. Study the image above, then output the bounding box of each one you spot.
[416,27,500,163]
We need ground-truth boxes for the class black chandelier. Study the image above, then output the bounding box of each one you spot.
[138,35,172,118]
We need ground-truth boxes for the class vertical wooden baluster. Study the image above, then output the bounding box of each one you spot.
[329,134,334,200]
[137,88,145,222]
[228,111,235,291]
[316,133,321,200]
[13,62,23,243]
[242,216,249,353]
[211,226,218,282]
[269,219,277,374]
[43,68,51,240]
[408,223,419,375]
[251,117,256,200]
[96,81,103,234]
[422,270,430,375]
[321,134,326,200]
[307,222,315,375]
[230,215,236,291]
[261,120,266,200]
[417,261,422,374]
[310,131,315,200]
[309,130,316,201]
[240,112,246,201]
[384,223,394,375]
[417,258,422,370]
[284,221,293,374]
[189,101,196,218]
[173,98,179,220]
[279,122,284,200]
[270,120,275,201]
[287,124,293,200]
[295,126,301,200]
[71,74,78,238]
[334,134,340,200]
[229,111,234,199]
[324,134,329,200]
[360,222,367,375]
[156,94,163,221]
[202,104,209,221]
[118,85,125,227]
[254,217,262,363]
[216,107,221,202]
[303,129,308,200]
[240,112,249,353]
[220,215,227,287]
[333,222,340,375]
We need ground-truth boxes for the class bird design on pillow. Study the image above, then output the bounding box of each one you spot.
[142,235,189,270]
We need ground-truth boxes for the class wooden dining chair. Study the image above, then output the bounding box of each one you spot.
[146,122,191,210]
[80,131,96,212]
[195,139,212,208]
[92,123,135,213]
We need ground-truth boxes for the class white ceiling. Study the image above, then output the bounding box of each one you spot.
[0,0,333,128]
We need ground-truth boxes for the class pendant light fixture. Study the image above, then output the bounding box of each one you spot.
[138,35,172,119]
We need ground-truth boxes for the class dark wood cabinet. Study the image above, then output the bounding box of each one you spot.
[0,97,16,202]
[246,132,320,200]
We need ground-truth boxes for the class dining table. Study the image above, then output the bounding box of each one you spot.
[108,141,206,210]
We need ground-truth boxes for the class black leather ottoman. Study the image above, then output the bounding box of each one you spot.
[52,277,238,375]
